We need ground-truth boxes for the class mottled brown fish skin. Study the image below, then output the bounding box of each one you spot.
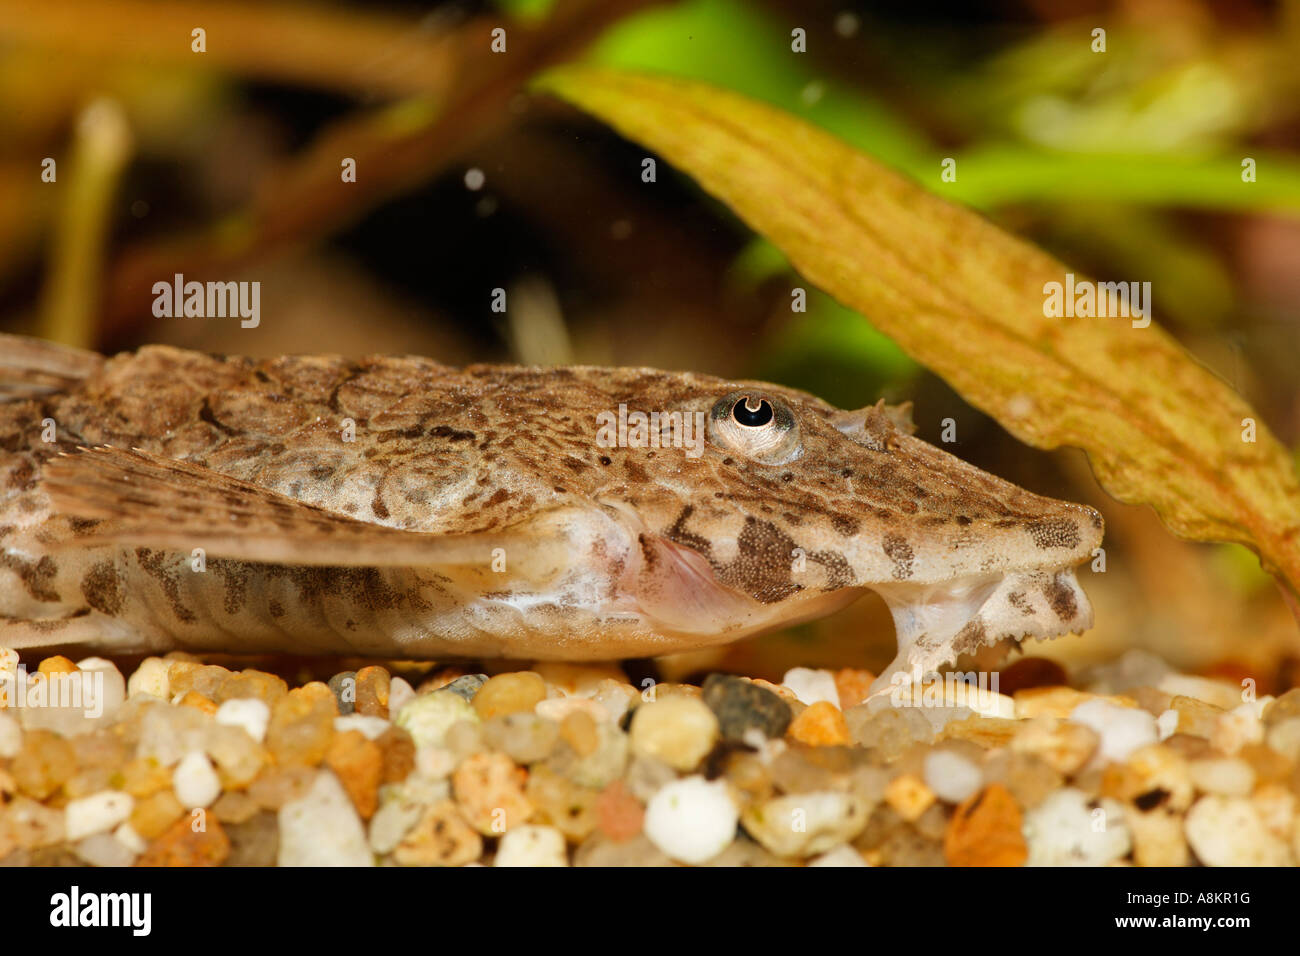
[0,341,1102,661]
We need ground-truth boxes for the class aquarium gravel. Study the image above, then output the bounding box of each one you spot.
[2,649,1297,867]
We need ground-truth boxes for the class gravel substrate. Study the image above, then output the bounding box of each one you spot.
[1,647,1298,866]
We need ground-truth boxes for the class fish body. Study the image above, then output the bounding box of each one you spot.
[0,335,1102,687]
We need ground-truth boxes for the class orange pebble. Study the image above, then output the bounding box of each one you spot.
[137,815,230,867]
[294,681,336,707]
[944,784,1027,867]
[596,780,643,842]
[560,711,599,757]
[177,690,218,715]
[37,656,77,676]
[787,700,851,746]
[833,668,875,710]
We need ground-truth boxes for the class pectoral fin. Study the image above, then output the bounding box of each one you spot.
[623,532,756,635]
[0,332,103,400]
[41,445,565,571]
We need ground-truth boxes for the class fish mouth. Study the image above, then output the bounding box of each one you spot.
[866,565,1094,702]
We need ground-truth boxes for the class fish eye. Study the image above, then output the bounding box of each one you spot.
[732,396,774,428]
[708,391,802,464]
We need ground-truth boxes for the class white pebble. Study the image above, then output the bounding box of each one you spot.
[495,824,568,866]
[74,832,138,868]
[808,844,870,867]
[76,657,126,722]
[126,656,171,700]
[414,746,457,780]
[65,790,134,841]
[18,668,117,736]
[215,697,270,742]
[1189,757,1255,797]
[741,791,868,857]
[0,711,21,758]
[368,792,424,854]
[643,776,739,865]
[388,676,416,717]
[923,749,983,803]
[135,701,212,767]
[173,751,221,809]
[536,696,609,724]
[114,822,148,855]
[1068,698,1157,765]
[1157,674,1243,710]
[334,713,391,740]
[395,690,478,748]
[279,770,373,866]
[1023,788,1131,866]
[1267,717,1300,760]
[1211,702,1266,755]
[781,667,840,707]
[1156,708,1179,740]
[1186,795,1290,866]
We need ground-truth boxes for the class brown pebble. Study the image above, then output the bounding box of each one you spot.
[325,730,383,819]
[207,724,267,790]
[940,717,1021,749]
[247,766,316,810]
[294,682,337,709]
[11,730,76,800]
[944,784,1027,867]
[724,750,777,805]
[137,815,230,867]
[527,765,599,842]
[394,800,482,866]
[473,672,547,720]
[224,811,279,867]
[595,779,643,842]
[998,657,1069,695]
[377,726,416,784]
[168,662,231,700]
[217,669,288,705]
[265,692,336,767]
[212,790,260,825]
[130,790,186,839]
[355,666,391,718]
[982,751,1062,811]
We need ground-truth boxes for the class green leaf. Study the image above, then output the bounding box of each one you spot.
[537,65,1300,597]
